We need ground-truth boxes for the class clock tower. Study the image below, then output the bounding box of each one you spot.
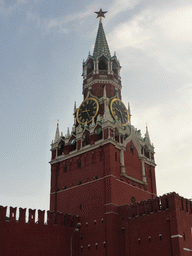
[50,9,156,256]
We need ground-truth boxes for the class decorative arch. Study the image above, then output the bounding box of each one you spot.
[87,58,94,75]
[58,140,65,156]
[98,55,108,70]
[69,135,76,152]
[112,59,119,75]
[123,127,141,156]
[82,130,90,147]
[144,146,150,158]
[94,124,102,142]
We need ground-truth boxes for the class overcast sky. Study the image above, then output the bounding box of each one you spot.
[1,0,192,213]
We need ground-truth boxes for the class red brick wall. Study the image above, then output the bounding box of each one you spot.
[0,206,79,256]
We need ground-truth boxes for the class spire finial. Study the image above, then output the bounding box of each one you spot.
[95,8,107,22]
[93,9,111,58]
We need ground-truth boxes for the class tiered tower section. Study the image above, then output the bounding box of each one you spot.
[82,19,122,100]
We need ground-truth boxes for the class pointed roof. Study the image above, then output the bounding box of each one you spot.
[54,121,60,142]
[145,125,151,144]
[93,20,111,59]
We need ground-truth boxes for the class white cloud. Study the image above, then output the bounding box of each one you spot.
[108,4,192,77]
[107,0,140,19]
[126,83,192,198]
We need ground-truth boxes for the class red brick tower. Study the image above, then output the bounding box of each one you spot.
[50,9,156,256]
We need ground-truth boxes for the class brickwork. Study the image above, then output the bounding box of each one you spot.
[0,206,80,256]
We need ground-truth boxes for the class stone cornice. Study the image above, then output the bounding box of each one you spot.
[50,138,126,165]
[83,78,122,91]
[120,173,148,185]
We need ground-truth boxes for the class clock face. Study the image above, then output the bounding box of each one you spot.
[76,98,99,125]
[110,99,129,126]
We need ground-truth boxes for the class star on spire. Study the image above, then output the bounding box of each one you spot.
[95,8,107,20]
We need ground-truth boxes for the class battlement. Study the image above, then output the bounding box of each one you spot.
[118,192,192,219]
[0,205,79,227]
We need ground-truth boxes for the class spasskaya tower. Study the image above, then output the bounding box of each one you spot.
[50,9,156,256]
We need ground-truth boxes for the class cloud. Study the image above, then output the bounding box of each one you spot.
[127,83,192,198]
[107,0,140,19]
[108,4,192,77]
[25,0,140,35]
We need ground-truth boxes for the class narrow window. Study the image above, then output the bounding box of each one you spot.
[159,234,162,241]
[148,236,151,243]
[95,243,98,249]
[77,159,81,168]
[63,164,67,173]
[138,238,141,244]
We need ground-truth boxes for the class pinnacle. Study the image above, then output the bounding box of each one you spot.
[54,121,60,142]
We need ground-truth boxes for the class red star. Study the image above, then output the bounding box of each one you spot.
[95,8,107,18]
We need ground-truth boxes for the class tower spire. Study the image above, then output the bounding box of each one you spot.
[93,9,110,58]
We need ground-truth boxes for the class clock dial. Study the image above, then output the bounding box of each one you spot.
[76,98,99,125]
[110,99,129,126]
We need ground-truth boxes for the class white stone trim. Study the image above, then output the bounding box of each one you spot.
[50,174,116,194]
[183,248,192,252]
[117,178,157,197]
[83,79,122,91]
[105,203,118,206]
[105,212,119,215]
[171,235,183,238]
[50,138,125,164]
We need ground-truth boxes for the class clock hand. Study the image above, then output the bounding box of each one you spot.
[81,109,90,113]
[114,107,124,122]
[86,109,90,119]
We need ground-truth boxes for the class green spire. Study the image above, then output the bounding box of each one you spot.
[93,20,111,58]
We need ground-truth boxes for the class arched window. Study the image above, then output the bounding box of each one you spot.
[83,131,90,147]
[112,60,118,75]
[99,56,108,70]
[69,137,76,152]
[95,125,102,141]
[87,58,94,75]
[144,147,149,158]
[58,141,65,156]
